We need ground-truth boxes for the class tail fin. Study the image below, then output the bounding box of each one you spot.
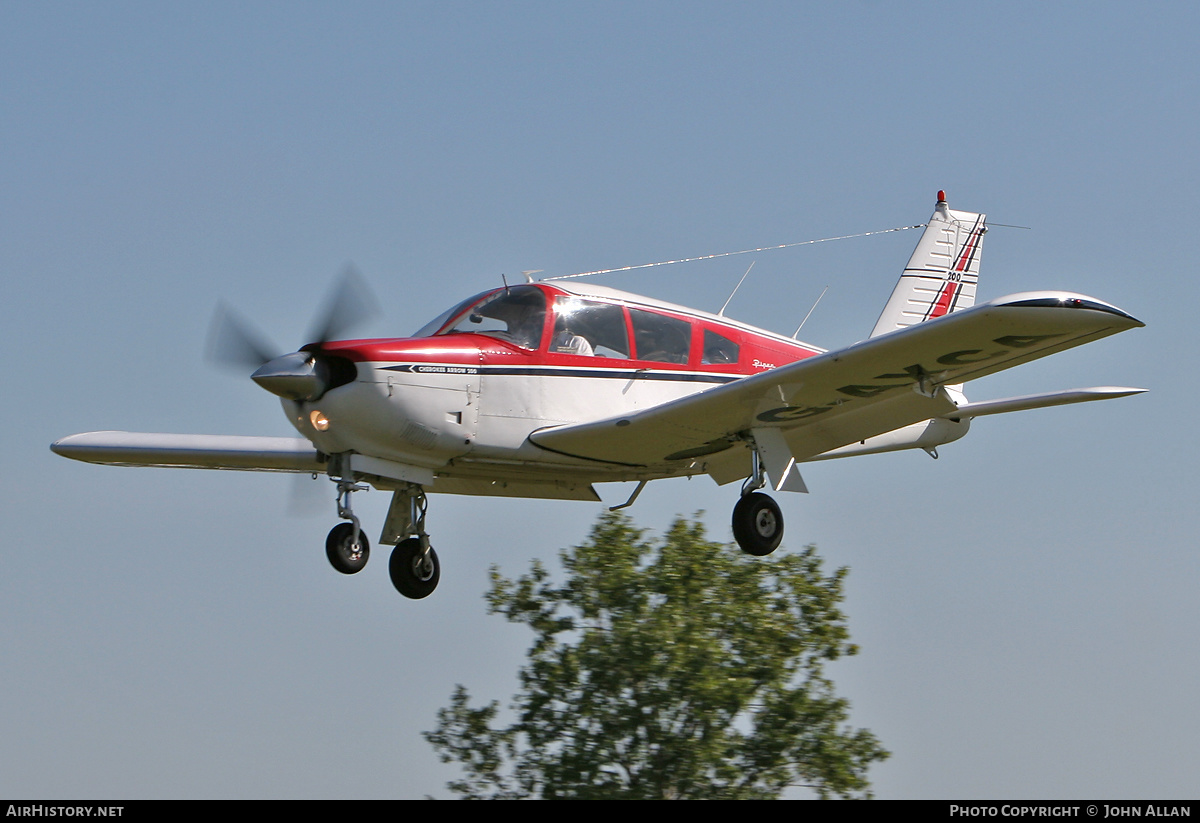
[870,191,986,338]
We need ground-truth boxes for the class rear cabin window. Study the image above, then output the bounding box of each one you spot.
[701,329,739,365]
[630,308,692,364]
[551,297,630,359]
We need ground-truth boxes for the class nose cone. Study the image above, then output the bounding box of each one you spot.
[251,351,324,400]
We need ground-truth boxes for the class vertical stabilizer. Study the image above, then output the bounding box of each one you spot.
[870,191,986,338]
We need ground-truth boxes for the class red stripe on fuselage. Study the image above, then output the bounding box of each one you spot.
[314,328,818,377]
[320,337,485,365]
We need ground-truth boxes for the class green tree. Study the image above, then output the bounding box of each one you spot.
[425,512,888,799]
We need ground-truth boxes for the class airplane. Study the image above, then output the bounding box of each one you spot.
[51,192,1145,599]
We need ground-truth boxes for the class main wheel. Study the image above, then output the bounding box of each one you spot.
[389,538,440,599]
[326,522,370,574]
[732,492,784,556]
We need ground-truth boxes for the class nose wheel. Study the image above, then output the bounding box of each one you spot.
[324,476,371,574]
[326,522,370,574]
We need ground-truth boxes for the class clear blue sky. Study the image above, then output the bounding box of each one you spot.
[3,1,1196,799]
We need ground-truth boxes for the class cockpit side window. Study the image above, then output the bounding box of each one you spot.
[630,308,692,364]
[433,286,547,350]
[551,297,629,359]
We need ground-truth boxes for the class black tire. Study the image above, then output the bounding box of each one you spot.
[732,492,784,556]
[326,522,370,574]
[389,538,440,599]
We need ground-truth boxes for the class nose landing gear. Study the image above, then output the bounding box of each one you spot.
[326,522,370,573]
[325,478,371,573]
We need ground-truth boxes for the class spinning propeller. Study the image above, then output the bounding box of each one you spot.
[207,266,380,402]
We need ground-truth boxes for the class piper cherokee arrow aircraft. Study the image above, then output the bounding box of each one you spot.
[52,193,1145,599]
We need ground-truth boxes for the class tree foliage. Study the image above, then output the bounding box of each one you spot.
[425,512,888,799]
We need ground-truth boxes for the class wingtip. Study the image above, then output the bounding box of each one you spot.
[50,432,90,460]
[50,436,80,460]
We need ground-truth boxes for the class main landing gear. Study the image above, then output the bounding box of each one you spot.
[322,472,441,599]
[389,537,440,600]
[384,487,440,599]
[731,448,784,557]
[732,492,783,556]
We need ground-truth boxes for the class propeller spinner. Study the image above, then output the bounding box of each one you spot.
[206,266,379,402]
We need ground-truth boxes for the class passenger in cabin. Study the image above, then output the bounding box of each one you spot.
[702,329,739,365]
[551,298,597,356]
[552,297,631,358]
[508,305,547,350]
[552,319,594,356]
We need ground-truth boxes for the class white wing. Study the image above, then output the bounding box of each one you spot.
[529,292,1144,467]
[51,431,323,472]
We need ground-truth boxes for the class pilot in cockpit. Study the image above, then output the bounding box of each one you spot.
[552,314,594,356]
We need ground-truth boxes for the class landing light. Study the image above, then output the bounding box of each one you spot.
[310,410,331,432]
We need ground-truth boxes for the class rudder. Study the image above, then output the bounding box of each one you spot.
[870,191,986,338]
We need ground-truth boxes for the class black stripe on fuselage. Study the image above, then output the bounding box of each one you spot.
[379,363,743,384]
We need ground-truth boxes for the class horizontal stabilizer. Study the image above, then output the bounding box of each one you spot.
[51,431,323,472]
[944,387,1146,420]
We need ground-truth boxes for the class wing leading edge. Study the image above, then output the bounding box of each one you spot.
[528,291,1144,467]
[51,431,324,472]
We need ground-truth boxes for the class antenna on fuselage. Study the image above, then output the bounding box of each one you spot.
[717,261,755,317]
[792,285,829,339]
[522,270,542,283]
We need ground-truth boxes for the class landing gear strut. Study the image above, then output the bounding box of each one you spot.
[385,486,441,599]
[325,477,370,573]
[318,457,444,599]
[732,445,784,556]
[321,465,444,598]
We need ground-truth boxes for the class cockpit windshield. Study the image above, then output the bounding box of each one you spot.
[412,291,488,338]
[413,285,547,350]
